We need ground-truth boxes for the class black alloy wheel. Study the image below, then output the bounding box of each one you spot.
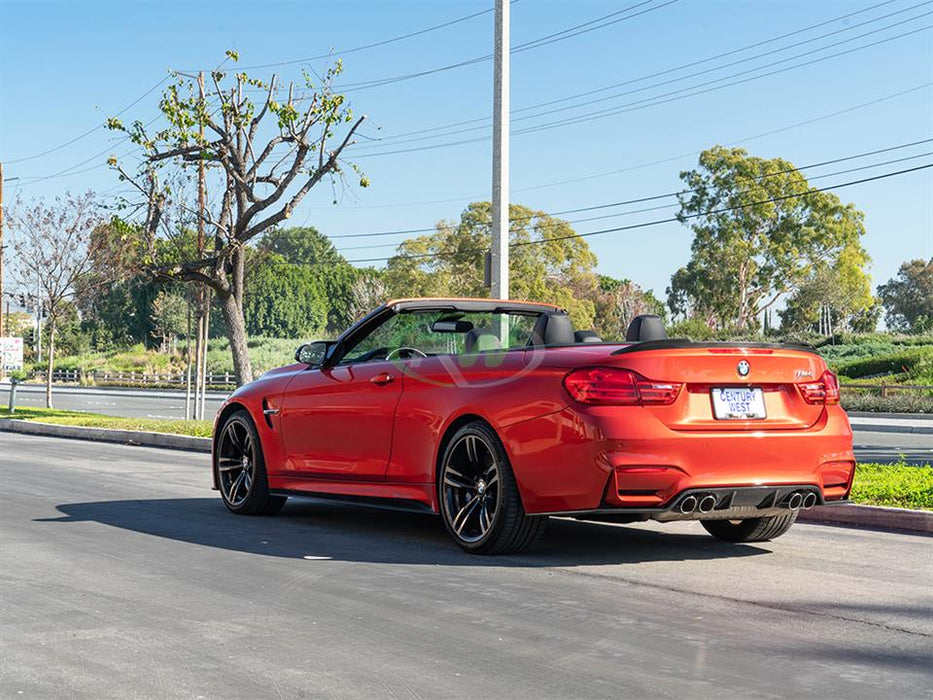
[215,410,286,516]
[439,421,546,554]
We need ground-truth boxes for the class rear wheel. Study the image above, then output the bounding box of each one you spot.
[439,421,546,554]
[700,512,798,542]
[214,410,287,516]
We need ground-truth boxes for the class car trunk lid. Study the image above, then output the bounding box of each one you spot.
[605,342,828,431]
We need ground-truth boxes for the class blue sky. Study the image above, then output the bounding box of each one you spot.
[1,0,931,304]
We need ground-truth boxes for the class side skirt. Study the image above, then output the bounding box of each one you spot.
[268,476,436,513]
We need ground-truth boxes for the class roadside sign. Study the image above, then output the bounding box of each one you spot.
[0,337,24,371]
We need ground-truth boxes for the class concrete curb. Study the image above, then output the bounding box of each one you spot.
[0,419,211,453]
[847,411,933,421]
[798,504,933,534]
[848,421,933,435]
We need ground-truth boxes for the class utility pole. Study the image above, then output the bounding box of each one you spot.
[491,0,510,302]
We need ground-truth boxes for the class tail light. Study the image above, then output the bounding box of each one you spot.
[563,367,682,406]
[798,370,840,405]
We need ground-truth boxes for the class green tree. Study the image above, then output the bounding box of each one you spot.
[243,253,329,338]
[878,259,933,333]
[779,241,876,333]
[385,202,599,328]
[255,226,360,333]
[669,146,868,331]
[257,226,342,266]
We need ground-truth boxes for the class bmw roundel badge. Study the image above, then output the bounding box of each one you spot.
[737,360,750,377]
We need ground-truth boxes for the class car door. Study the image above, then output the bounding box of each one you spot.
[279,360,403,481]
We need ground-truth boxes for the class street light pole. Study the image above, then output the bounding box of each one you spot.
[491,0,510,302]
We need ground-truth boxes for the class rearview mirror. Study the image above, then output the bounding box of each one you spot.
[295,341,333,367]
[431,319,474,333]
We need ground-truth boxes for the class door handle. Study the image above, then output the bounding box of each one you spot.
[370,372,395,386]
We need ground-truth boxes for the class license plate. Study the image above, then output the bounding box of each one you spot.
[711,387,766,420]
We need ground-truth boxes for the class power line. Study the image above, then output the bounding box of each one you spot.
[4,76,170,164]
[511,24,933,139]
[340,163,933,264]
[329,143,933,252]
[226,2,518,71]
[329,137,933,241]
[335,0,679,92]
[366,0,931,146]
[508,83,933,195]
[302,82,931,212]
[15,115,164,185]
[15,98,228,186]
[352,22,933,158]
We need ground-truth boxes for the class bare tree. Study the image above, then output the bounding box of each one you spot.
[348,270,388,323]
[6,192,106,407]
[107,53,368,385]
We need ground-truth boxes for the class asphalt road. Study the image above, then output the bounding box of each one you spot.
[853,430,933,465]
[9,384,228,420]
[1,432,931,698]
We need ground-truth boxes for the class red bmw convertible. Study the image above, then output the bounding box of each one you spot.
[212,298,855,554]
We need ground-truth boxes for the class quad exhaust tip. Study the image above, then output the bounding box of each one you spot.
[698,495,717,513]
[678,490,815,515]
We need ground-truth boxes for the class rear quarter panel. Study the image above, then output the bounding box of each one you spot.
[386,350,572,490]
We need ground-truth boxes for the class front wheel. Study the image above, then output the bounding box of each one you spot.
[700,512,798,542]
[439,421,546,554]
[214,410,287,516]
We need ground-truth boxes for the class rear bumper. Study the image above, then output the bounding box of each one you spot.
[537,485,850,523]
[500,404,855,515]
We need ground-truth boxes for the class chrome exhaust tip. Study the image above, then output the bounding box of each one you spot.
[802,492,817,509]
[698,495,717,513]
[787,492,804,510]
[679,495,698,514]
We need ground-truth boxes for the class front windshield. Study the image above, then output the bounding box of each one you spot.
[340,310,541,364]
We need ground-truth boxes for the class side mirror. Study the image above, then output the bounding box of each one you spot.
[295,341,333,367]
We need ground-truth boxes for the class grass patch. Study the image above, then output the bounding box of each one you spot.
[851,462,933,510]
[0,407,212,438]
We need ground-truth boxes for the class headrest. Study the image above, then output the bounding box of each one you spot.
[574,330,602,343]
[529,312,575,346]
[464,328,501,353]
[625,315,667,342]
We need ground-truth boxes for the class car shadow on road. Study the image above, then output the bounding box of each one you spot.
[38,497,774,566]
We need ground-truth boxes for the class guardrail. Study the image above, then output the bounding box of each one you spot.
[32,369,236,389]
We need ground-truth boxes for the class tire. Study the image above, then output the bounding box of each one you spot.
[700,511,798,543]
[214,409,287,516]
[438,421,547,554]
